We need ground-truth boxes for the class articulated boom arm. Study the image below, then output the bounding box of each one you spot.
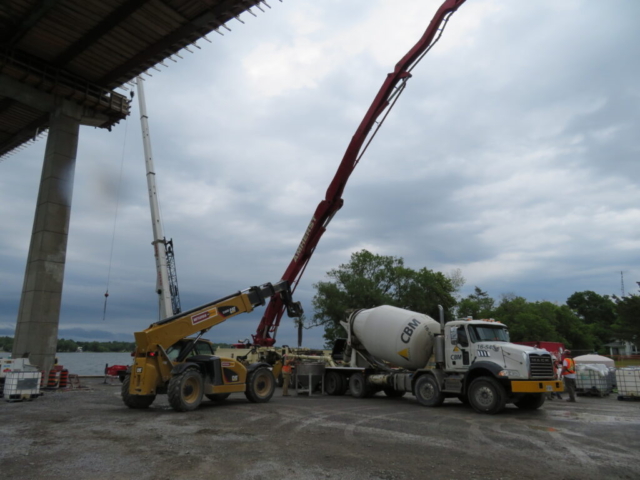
[135,281,302,355]
[252,0,467,347]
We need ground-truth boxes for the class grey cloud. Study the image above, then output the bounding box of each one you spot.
[1,0,639,348]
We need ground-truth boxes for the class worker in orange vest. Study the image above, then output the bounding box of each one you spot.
[562,350,577,402]
[282,357,293,397]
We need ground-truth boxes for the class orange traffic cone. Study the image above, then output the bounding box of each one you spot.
[59,369,69,389]
[46,369,59,389]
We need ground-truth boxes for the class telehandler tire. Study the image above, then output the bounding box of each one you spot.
[245,367,275,403]
[414,375,445,407]
[514,393,545,410]
[168,368,204,412]
[348,373,372,398]
[468,377,506,414]
[206,393,231,402]
[121,375,156,409]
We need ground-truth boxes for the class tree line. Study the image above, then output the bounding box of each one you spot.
[0,337,137,353]
[0,337,234,353]
[310,250,640,351]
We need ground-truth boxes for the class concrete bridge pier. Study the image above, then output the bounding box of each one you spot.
[12,107,80,374]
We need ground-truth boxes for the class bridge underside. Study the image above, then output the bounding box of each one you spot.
[1,0,274,373]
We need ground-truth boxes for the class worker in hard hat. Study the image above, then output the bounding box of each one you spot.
[562,350,577,402]
[282,357,293,397]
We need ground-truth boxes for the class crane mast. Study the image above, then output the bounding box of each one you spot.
[137,77,181,319]
[252,0,467,346]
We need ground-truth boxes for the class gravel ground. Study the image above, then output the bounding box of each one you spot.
[1,379,639,480]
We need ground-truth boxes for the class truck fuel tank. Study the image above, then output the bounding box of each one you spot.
[350,306,442,370]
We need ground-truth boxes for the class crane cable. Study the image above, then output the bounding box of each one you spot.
[103,104,131,320]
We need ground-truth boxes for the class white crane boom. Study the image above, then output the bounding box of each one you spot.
[136,76,173,320]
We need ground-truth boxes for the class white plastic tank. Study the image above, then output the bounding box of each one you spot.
[351,305,441,370]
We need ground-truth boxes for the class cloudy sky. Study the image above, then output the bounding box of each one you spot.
[1,0,638,348]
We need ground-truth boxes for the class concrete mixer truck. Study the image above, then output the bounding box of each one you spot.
[323,306,563,414]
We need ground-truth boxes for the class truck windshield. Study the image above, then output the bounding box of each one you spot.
[469,326,510,343]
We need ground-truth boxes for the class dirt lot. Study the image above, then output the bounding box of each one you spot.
[1,379,639,480]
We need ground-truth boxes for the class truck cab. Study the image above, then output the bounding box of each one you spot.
[444,319,510,371]
[437,318,561,413]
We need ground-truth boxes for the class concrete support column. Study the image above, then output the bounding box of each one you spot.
[12,108,80,374]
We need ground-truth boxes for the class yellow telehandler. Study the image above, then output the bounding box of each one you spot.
[122,281,302,412]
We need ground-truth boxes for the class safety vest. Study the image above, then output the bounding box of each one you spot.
[562,358,575,375]
[282,364,292,374]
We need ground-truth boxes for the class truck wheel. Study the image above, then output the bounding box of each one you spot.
[245,367,275,403]
[349,373,371,398]
[206,393,231,402]
[168,368,204,412]
[325,372,347,396]
[468,377,506,414]
[514,393,545,410]
[383,388,406,398]
[121,375,156,409]
[414,375,445,407]
[337,374,349,395]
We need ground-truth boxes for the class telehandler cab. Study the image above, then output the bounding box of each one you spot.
[122,281,302,412]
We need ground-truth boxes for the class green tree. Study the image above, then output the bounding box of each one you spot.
[552,304,595,351]
[57,338,79,352]
[492,297,556,343]
[457,287,495,319]
[612,294,640,344]
[566,291,617,350]
[0,336,14,352]
[311,250,459,346]
[492,296,595,350]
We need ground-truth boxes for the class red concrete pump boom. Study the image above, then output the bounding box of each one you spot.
[252,0,467,346]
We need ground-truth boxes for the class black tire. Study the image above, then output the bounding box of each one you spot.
[168,368,204,412]
[206,393,231,402]
[383,388,406,398]
[468,377,507,414]
[514,393,546,410]
[414,375,445,407]
[337,374,349,395]
[245,367,275,403]
[325,371,348,396]
[349,372,371,399]
[121,375,156,409]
